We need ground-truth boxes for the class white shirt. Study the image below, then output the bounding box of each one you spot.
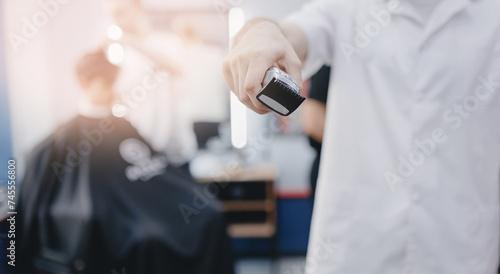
[115,32,197,165]
[410,0,443,22]
[285,0,500,273]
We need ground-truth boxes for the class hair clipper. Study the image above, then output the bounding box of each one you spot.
[256,67,306,116]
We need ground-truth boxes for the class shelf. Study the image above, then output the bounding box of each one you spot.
[227,223,276,238]
[196,164,279,183]
[222,200,275,212]
[193,163,279,239]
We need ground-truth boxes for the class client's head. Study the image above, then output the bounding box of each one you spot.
[76,49,120,105]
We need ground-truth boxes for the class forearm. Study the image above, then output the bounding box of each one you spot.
[278,22,308,64]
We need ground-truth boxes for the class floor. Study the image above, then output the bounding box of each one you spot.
[236,256,306,274]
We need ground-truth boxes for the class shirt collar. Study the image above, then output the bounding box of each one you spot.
[379,0,475,48]
[419,0,473,46]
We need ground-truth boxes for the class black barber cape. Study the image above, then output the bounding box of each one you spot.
[16,115,234,274]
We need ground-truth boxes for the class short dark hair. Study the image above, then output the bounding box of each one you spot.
[75,49,120,86]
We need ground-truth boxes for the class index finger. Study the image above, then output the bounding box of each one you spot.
[244,60,276,112]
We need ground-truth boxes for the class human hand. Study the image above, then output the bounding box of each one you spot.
[222,19,303,114]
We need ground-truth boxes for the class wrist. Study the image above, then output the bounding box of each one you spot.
[232,18,281,47]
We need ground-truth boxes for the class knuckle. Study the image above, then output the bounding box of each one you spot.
[229,57,239,70]
[250,50,266,60]
[244,83,258,94]
[235,54,246,66]
[254,103,270,114]
[222,58,230,71]
[259,105,270,113]
[238,93,249,103]
[255,108,270,115]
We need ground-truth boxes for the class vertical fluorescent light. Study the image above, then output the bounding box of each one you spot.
[229,8,245,38]
[230,93,247,148]
[228,7,247,149]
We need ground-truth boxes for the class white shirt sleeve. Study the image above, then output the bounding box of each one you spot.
[283,0,342,79]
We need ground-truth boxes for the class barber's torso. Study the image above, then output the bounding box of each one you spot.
[287,0,500,273]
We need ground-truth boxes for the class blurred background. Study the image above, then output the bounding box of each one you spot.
[0,0,317,273]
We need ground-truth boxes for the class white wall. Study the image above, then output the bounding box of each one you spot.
[3,0,109,174]
[3,0,313,188]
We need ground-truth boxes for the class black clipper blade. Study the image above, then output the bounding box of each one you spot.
[256,67,306,116]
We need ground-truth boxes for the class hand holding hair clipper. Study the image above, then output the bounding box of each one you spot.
[257,67,306,116]
[221,20,307,115]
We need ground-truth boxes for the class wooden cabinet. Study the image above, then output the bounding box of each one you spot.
[196,164,278,238]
